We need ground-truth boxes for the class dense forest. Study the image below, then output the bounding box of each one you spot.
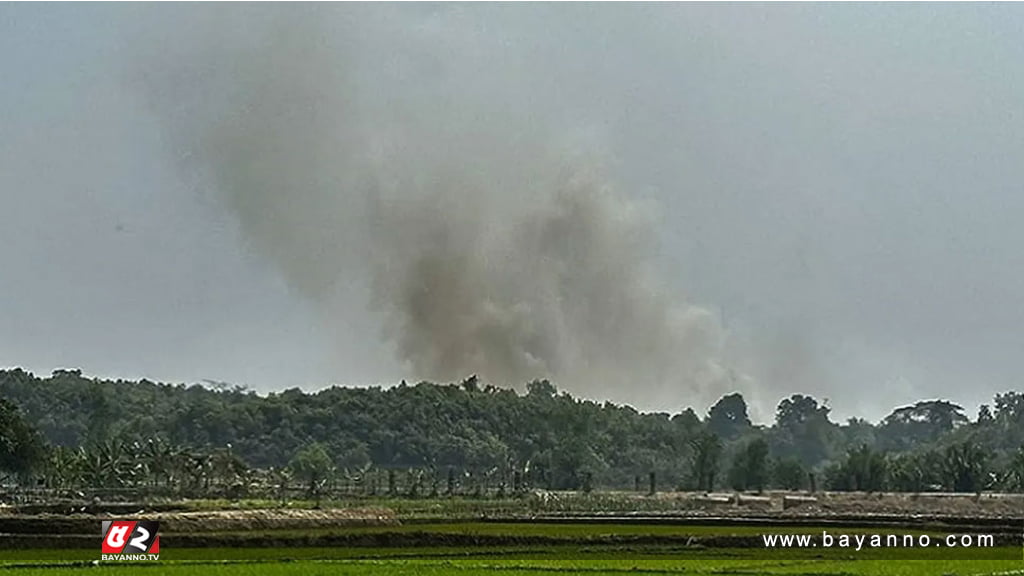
[1,368,1023,496]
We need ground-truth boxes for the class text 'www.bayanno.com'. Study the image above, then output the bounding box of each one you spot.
[762,532,996,552]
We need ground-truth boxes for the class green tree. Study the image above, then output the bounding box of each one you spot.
[887,450,943,492]
[706,393,752,441]
[690,431,722,491]
[943,440,988,493]
[1003,446,1024,492]
[878,400,968,451]
[81,439,134,489]
[826,445,887,492]
[992,392,1024,451]
[728,437,769,492]
[289,442,334,503]
[43,445,82,490]
[526,379,557,399]
[770,456,806,490]
[0,398,45,479]
[11,367,1024,496]
[773,394,837,467]
[84,380,118,446]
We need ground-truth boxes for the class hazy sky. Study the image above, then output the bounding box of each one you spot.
[2,4,1022,423]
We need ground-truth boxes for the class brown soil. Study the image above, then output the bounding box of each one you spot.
[155,507,397,532]
[0,507,396,536]
[620,490,1024,519]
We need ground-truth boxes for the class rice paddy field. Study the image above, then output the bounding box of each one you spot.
[2,558,1024,576]
[0,494,1020,575]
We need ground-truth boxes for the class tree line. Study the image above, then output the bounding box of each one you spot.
[1,368,1023,496]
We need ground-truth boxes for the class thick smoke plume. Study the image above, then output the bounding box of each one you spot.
[138,6,734,408]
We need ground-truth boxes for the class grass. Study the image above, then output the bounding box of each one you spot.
[2,499,1019,575]
[223,521,943,536]
[160,493,772,518]
[0,557,1022,576]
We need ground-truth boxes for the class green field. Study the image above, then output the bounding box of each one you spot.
[1,557,1023,576]
[2,498,1019,575]
[1,518,1019,576]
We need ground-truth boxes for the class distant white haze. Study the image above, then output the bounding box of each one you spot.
[2,4,1023,424]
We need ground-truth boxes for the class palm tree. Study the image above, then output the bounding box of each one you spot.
[81,440,131,490]
[44,446,83,492]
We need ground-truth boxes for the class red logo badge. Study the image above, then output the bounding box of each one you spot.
[101,521,160,554]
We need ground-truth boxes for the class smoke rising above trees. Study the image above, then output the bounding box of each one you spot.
[5,4,1024,421]
[138,6,736,407]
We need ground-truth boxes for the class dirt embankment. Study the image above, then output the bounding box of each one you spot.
[604,490,1024,519]
[147,507,398,533]
[0,507,396,537]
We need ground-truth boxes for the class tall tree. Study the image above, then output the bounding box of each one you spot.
[728,437,769,492]
[773,394,837,468]
[943,441,988,493]
[0,398,45,479]
[1004,446,1024,492]
[826,445,887,492]
[878,400,967,451]
[690,431,722,491]
[706,393,752,441]
[770,456,806,490]
[290,442,334,503]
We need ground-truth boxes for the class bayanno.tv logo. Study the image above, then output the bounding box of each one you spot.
[101,520,160,561]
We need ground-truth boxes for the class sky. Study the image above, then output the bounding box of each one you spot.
[1,4,1022,423]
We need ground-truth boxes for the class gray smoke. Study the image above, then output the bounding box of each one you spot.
[136,6,735,408]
